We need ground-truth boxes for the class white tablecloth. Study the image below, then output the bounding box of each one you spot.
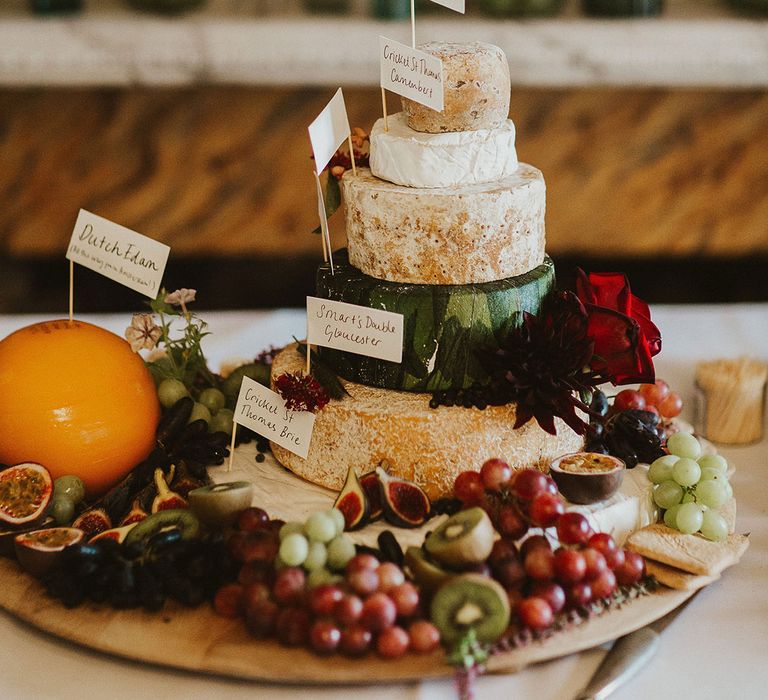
[1,304,766,700]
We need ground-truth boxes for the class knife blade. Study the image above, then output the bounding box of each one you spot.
[573,591,699,700]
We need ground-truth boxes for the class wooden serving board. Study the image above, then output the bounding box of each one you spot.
[0,556,692,684]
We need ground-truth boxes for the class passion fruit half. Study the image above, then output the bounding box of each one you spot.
[0,462,53,528]
[549,452,625,505]
[14,526,83,577]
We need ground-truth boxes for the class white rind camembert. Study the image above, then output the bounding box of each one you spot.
[369,113,519,189]
[342,165,546,285]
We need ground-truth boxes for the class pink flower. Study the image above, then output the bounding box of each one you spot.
[164,288,196,307]
[125,313,161,353]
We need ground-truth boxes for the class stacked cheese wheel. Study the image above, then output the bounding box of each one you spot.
[271,42,583,497]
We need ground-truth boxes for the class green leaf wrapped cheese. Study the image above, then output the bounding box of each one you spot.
[316,250,555,392]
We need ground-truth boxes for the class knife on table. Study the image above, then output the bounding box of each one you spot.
[573,591,699,700]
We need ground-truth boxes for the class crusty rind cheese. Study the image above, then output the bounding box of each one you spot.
[342,165,546,285]
[401,42,511,133]
[269,344,583,501]
[369,113,519,189]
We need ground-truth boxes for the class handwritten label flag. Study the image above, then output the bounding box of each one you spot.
[379,36,444,112]
[306,296,404,364]
[233,377,315,459]
[66,209,169,298]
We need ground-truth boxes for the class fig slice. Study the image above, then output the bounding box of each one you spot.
[0,462,53,528]
[90,522,138,544]
[377,467,431,529]
[72,507,112,538]
[152,467,188,513]
[333,466,369,531]
[14,526,84,578]
[360,472,384,521]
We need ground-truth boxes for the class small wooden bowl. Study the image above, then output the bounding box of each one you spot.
[549,452,625,505]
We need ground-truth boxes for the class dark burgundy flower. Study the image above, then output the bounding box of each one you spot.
[476,292,610,436]
[575,270,661,385]
[274,372,330,413]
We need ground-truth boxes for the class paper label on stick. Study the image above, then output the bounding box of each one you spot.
[233,377,315,459]
[429,0,465,11]
[66,209,169,298]
[306,296,404,363]
[308,88,351,175]
[379,36,444,112]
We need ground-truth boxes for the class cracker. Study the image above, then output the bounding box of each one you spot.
[627,524,749,576]
[645,559,720,591]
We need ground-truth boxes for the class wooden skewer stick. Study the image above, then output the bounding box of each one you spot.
[381,88,389,132]
[68,259,74,323]
[347,133,357,177]
[411,0,416,49]
[306,341,311,375]
[227,423,237,472]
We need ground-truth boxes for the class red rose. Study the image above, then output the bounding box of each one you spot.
[575,270,661,385]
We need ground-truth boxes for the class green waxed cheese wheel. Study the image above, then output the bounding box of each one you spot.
[316,250,555,392]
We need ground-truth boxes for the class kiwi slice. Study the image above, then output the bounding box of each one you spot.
[430,573,510,645]
[405,546,455,594]
[424,507,495,569]
[188,482,254,529]
[123,509,201,550]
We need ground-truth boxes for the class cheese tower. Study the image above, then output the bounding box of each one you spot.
[271,42,583,499]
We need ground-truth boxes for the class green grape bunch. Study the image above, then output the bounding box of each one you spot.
[648,433,732,541]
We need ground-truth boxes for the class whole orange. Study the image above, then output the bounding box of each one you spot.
[0,320,160,497]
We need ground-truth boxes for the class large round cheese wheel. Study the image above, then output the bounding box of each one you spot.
[270,344,583,500]
[402,42,510,133]
[342,165,546,285]
[316,249,555,392]
[369,112,519,189]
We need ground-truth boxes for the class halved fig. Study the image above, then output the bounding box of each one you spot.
[360,472,384,521]
[90,523,138,544]
[0,463,53,528]
[333,466,368,531]
[72,508,112,538]
[377,468,431,528]
[14,526,84,578]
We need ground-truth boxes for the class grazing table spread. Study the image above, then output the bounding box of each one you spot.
[0,303,766,700]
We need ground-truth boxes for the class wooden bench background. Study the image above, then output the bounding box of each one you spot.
[1,86,766,310]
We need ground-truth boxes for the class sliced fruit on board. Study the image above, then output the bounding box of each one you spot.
[430,573,511,645]
[0,462,53,528]
[14,526,84,578]
[377,468,431,528]
[424,507,495,569]
[333,467,369,531]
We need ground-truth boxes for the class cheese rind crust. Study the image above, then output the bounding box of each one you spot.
[269,344,583,501]
[342,165,546,285]
[401,42,511,133]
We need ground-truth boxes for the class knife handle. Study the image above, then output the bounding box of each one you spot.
[574,627,660,700]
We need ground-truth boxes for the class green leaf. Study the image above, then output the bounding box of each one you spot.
[324,173,342,219]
